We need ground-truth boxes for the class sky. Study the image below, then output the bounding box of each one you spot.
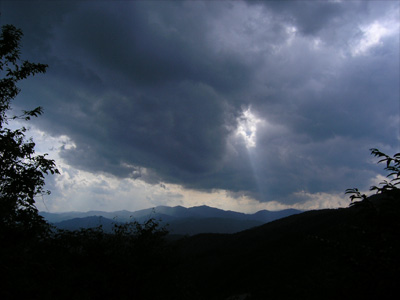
[1,0,399,213]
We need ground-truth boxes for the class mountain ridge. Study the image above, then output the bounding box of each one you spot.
[40,205,302,235]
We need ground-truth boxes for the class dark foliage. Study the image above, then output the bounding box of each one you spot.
[2,219,177,300]
[346,148,400,205]
[172,194,400,299]
[0,25,58,242]
[4,195,399,299]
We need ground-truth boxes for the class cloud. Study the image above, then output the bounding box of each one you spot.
[252,0,348,36]
[2,0,399,210]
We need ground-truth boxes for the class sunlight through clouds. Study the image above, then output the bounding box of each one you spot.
[236,107,263,149]
[3,0,398,213]
[352,20,399,56]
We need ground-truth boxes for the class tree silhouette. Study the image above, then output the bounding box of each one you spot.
[0,25,179,300]
[0,25,59,239]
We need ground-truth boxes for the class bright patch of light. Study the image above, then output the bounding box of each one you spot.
[236,108,262,148]
[352,21,396,56]
[286,25,297,35]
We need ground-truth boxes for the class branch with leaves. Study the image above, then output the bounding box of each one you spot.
[369,148,400,193]
[346,148,400,205]
[0,25,58,238]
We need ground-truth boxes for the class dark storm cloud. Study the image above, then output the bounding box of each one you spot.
[248,0,348,35]
[49,1,253,92]
[2,1,399,204]
[242,1,400,202]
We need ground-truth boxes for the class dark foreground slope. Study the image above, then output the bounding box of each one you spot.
[2,194,399,300]
[174,193,400,299]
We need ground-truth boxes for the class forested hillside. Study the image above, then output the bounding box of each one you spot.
[3,192,399,299]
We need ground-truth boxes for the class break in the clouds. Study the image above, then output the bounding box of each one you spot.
[1,1,399,212]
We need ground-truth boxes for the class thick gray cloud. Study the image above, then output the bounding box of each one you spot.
[2,1,399,205]
[252,0,355,36]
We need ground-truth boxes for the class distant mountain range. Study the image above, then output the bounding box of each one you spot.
[40,205,302,235]
[29,194,400,299]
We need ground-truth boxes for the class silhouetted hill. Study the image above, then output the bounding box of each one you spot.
[173,194,400,299]
[54,216,117,232]
[5,194,399,299]
[167,217,264,235]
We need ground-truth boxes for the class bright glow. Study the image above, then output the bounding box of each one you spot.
[236,108,262,148]
[286,25,297,36]
[352,21,397,56]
